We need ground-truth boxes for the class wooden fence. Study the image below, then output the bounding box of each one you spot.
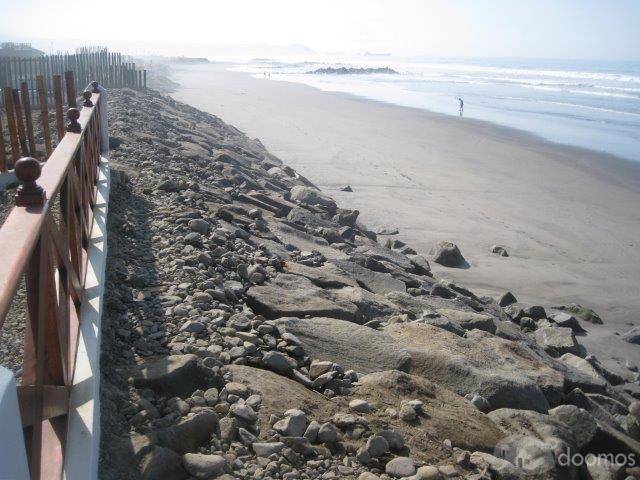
[1,47,143,172]
[0,81,105,479]
[0,46,146,109]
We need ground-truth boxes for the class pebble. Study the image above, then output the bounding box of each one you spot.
[385,457,416,478]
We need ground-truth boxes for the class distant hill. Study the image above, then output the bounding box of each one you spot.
[0,42,44,58]
[167,56,210,64]
[309,66,398,75]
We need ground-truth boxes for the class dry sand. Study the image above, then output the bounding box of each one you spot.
[170,63,640,370]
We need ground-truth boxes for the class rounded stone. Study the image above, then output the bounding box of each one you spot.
[385,456,416,478]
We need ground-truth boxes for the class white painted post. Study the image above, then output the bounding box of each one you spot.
[0,367,30,480]
[96,84,109,154]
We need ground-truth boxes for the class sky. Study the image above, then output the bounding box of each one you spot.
[1,0,639,60]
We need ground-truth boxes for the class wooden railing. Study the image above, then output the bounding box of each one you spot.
[0,81,105,479]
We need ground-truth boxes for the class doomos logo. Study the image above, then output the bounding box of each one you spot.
[494,435,557,476]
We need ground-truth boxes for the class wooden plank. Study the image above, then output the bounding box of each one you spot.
[21,81,37,157]
[36,75,52,158]
[53,75,64,141]
[17,385,70,427]
[12,88,29,156]
[0,114,6,171]
[64,70,76,108]
[3,87,20,165]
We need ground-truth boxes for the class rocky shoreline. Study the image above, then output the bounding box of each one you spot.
[99,88,640,480]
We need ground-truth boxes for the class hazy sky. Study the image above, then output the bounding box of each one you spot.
[1,0,639,60]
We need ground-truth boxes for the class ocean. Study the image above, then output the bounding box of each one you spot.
[232,57,640,162]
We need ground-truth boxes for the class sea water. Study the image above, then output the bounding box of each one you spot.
[233,57,640,162]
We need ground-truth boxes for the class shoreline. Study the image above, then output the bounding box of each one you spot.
[168,63,640,371]
[228,63,640,174]
[175,63,640,191]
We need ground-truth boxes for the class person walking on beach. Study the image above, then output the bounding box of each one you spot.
[458,97,464,116]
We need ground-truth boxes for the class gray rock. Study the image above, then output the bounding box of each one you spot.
[131,354,212,398]
[378,429,405,452]
[534,326,581,357]
[387,323,564,413]
[491,245,509,257]
[246,274,364,323]
[273,409,308,437]
[365,435,389,457]
[303,421,321,443]
[285,262,359,289]
[309,360,333,380]
[498,291,518,307]
[139,446,189,480]
[317,422,340,443]
[188,219,210,235]
[182,453,226,480]
[470,452,523,480]
[218,417,238,443]
[180,320,205,334]
[275,317,411,375]
[229,403,258,423]
[385,457,416,478]
[429,241,467,268]
[148,411,220,454]
[331,259,406,294]
[471,394,492,413]
[227,312,252,331]
[349,399,371,413]
[549,404,597,449]
[622,326,640,345]
[289,185,337,213]
[438,308,496,334]
[252,442,285,457]
[262,350,296,375]
[547,312,586,333]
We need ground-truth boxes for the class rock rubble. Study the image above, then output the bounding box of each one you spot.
[99,88,640,480]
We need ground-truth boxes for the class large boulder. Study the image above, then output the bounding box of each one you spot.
[139,446,189,480]
[558,353,607,391]
[284,262,359,289]
[534,327,582,357]
[387,323,564,412]
[223,365,338,433]
[622,326,640,345]
[289,185,337,213]
[548,405,597,450]
[353,240,416,273]
[330,259,406,294]
[488,408,579,479]
[356,370,504,452]
[275,317,411,374]
[130,355,214,398]
[554,303,603,324]
[429,241,467,268]
[246,274,364,323]
[437,308,497,334]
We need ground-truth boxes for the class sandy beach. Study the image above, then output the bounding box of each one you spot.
[170,63,640,369]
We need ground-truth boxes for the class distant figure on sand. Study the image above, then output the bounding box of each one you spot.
[458,97,464,116]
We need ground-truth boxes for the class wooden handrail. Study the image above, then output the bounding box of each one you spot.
[0,80,104,480]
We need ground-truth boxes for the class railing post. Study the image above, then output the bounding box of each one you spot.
[66,108,81,134]
[91,81,109,154]
[0,368,30,480]
[81,91,93,108]
[14,156,45,207]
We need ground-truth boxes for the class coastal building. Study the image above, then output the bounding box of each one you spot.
[0,42,44,58]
